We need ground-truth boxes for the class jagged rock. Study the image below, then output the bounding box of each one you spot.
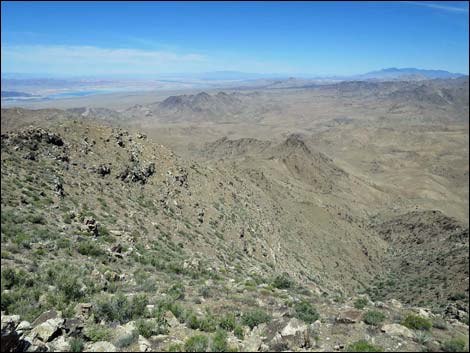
[54,178,64,197]
[138,335,152,352]
[104,270,121,281]
[243,324,266,352]
[95,164,111,177]
[197,208,205,224]
[1,317,31,352]
[163,311,180,328]
[381,324,415,339]
[83,217,99,236]
[23,151,37,160]
[75,303,93,319]
[31,318,64,342]
[32,310,60,327]
[444,303,468,322]
[85,341,117,352]
[64,318,84,335]
[143,163,156,177]
[110,243,123,253]
[47,335,70,352]
[388,299,403,309]
[336,309,362,324]
[17,321,32,332]
[279,317,313,348]
[1,315,21,329]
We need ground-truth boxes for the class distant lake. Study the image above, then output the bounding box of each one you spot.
[46,90,116,99]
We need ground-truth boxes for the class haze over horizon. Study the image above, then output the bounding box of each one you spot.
[2,1,469,77]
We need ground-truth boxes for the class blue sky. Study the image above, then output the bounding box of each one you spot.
[1,1,469,76]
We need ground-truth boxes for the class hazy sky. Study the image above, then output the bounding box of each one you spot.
[2,1,469,76]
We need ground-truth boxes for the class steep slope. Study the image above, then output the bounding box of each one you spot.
[370,211,469,313]
[1,121,468,352]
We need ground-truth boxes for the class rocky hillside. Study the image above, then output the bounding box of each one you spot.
[1,121,469,352]
[370,211,469,314]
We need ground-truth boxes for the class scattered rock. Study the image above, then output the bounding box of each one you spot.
[381,324,415,339]
[32,310,60,327]
[163,311,180,328]
[336,309,362,324]
[31,318,64,342]
[85,341,117,352]
[138,335,152,352]
[75,303,93,319]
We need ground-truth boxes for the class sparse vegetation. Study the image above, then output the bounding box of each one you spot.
[363,310,386,326]
[354,297,369,309]
[184,335,209,352]
[346,340,383,352]
[441,337,467,352]
[242,309,271,329]
[294,300,320,323]
[401,314,432,331]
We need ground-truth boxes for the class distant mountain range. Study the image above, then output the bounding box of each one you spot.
[354,68,465,80]
[3,68,466,82]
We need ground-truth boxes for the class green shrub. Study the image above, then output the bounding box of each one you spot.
[272,272,294,289]
[184,335,209,352]
[168,283,185,300]
[84,323,111,342]
[401,314,432,331]
[363,310,386,326]
[346,340,383,352]
[354,298,369,310]
[415,331,432,345]
[432,318,448,330]
[70,337,85,352]
[242,309,271,329]
[294,300,319,324]
[115,330,138,348]
[199,313,217,332]
[168,343,184,352]
[93,293,148,323]
[219,313,236,331]
[441,338,467,352]
[77,241,104,257]
[211,330,228,352]
[136,317,169,338]
[234,325,244,340]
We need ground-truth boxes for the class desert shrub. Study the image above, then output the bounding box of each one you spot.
[70,337,85,352]
[184,335,209,352]
[441,338,467,352]
[219,313,237,331]
[432,318,448,330]
[346,340,383,352]
[93,293,148,323]
[234,325,244,340]
[242,309,271,329]
[211,330,228,352]
[168,283,185,300]
[354,297,369,310]
[84,323,111,342]
[77,241,104,257]
[115,330,138,348]
[136,317,168,338]
[168,343,184,352]
[272,272,294,289]
[401,314,432,331]
[28,213,46,224]
[363,310,386,326]
[415,331,432,345]
[199,316,217,332]
[1,268,33,289]
[294,300,319,324]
